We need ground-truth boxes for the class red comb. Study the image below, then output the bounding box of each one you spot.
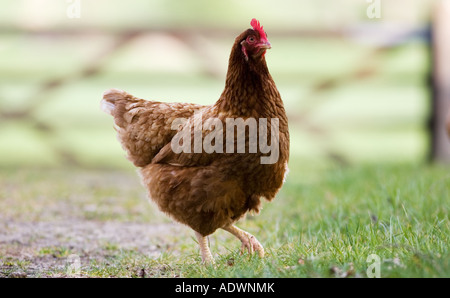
[250,18,267,41]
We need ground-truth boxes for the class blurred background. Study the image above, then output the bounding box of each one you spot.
[0,0,447,171]
[3,1,450,278]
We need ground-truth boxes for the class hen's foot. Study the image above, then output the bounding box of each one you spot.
[195,232,215,265]
[223,225,264,257]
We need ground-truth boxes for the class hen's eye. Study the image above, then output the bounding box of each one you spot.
[247,36,256,43]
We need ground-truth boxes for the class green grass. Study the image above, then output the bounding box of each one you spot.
[1,163,448,278]
[170,163,449,278]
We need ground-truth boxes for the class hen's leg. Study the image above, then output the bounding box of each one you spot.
[223,225,264,257]
[195,232,214,264]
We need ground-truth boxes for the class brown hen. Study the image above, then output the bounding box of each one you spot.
[101,19,289,264]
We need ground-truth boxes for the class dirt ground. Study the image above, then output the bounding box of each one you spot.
[0,220,188,277]
[0,169,194,277]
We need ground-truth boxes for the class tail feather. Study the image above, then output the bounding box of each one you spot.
[100,88,205,167]
[100,100,115,115]
[101,88,127,115]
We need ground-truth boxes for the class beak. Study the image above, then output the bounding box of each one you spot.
[259,40,272,50]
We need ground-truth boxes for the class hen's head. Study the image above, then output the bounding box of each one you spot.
[239,18,271,62]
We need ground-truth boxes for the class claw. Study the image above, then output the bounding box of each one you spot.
[244,235,264,257]
[223,225,264,258]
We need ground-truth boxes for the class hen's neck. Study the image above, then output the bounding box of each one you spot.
[216,46,282,118]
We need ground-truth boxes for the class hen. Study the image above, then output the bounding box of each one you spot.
[101,19,289,264]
